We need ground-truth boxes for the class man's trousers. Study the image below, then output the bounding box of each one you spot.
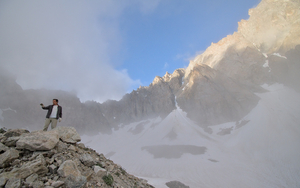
[43,118,57,131]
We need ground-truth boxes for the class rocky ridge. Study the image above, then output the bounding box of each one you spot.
[0,127,154,188]
[76,0,300,129]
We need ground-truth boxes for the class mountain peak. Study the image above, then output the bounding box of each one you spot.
[238,0,300,53]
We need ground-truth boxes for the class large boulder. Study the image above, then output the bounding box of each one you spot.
[16,130,59,151]
[51,127,81,144]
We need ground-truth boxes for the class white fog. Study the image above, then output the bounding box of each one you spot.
[81,84,300,187]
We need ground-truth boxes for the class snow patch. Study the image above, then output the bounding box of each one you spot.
[263,60,269,68]
[262,53,268,58]
[174,96,179,109]
[182,83,189,90]
[272,53,287,59]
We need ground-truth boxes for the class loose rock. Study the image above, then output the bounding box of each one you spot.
[80,153,96,167]
[57,160,81,178]
[0,176,8,187]
[25,173,38,184]
[5,178,21,188]
[0,142,9,152]
[52,127,81,144]
[51,180,64,188]
[9,154,48,179]
[3,129,29,137]
[64,174,87,188]
[0,148,19,168]
[0,127,154,188]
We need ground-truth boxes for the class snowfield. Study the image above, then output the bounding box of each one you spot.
[81,84,300,188]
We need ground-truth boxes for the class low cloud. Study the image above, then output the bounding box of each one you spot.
[0,0,158,102]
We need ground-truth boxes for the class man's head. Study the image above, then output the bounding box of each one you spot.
[53,99,59,105]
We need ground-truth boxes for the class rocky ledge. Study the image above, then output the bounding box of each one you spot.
[0,127,154,188]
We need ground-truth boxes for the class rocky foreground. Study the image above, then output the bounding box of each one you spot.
[0,127,154,188]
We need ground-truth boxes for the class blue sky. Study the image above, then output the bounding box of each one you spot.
[118,0,260,86]
[0,0,260,102]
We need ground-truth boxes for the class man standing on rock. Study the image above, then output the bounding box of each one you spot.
[40,99,62,131]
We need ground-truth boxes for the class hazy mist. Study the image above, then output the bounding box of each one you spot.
[0,0,161,102]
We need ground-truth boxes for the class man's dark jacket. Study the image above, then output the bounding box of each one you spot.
[42,105,62,119]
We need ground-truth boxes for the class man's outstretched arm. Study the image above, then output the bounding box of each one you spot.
[40,103,49,109]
